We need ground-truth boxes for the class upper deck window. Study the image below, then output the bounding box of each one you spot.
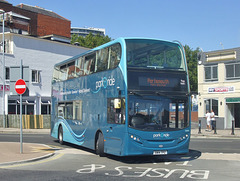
[52,43,121,83]
[126,39,185,71]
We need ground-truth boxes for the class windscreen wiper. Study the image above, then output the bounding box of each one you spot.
[128,91,144,97]
[155,91,175,99]
[156,91,188,99]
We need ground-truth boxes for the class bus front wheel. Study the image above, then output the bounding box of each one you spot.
[96,132,105,157]
[58,126,64,145]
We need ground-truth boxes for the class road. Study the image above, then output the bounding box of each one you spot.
[0,134,240,181]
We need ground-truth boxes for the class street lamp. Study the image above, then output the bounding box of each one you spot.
[0,9,5,128]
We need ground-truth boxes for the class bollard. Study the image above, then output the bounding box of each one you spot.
[198,120,202,134]
[231,120,235,135]
[212,120,217,134]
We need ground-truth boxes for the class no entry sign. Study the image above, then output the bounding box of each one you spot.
[15,79,26,95]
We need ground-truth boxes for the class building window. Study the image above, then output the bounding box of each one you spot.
[41,100,51,115]
[204,65,218,82]
[0,40,13,54]
[225,63,240,80]
[32,70,41,83]
[5,67,10,80]
[204,99,218,116]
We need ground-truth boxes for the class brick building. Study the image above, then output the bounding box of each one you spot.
[0,0,70,41]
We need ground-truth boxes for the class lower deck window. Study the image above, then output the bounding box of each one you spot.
[58,100,82,120]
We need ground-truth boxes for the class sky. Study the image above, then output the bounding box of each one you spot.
[6,0,240,51]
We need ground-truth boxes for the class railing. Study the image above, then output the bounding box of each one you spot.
[0,115,51,129]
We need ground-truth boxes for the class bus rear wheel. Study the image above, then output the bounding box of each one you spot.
[96,132,105,157]
[58,126,64,145]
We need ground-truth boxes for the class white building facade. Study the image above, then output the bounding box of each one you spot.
[198,48,240,129]
[0,33,88,115]
[71,27,105,37]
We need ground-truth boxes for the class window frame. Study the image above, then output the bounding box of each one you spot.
[225,63,240,80]
[107,98,126,124]
[57,100,83,121]
[32,69,41,83]
[204,65,218,82]
[53,43,122,82]
[5,67,10,80]
[0,39,13,54]
[204,98,218,116]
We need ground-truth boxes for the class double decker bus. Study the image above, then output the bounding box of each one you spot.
[51,37,191,156]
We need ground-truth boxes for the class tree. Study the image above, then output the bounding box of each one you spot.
[184,45,199,92]
[71,33,111,49]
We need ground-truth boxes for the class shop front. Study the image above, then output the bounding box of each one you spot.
[226,98,240,128]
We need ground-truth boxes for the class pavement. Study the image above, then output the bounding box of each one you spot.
[0,127,240,166]
[0,128,54,167]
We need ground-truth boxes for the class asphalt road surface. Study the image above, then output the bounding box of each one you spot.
[0,134,240,181]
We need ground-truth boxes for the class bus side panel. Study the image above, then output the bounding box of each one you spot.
[90,68,126,155]
[51,67,127,154]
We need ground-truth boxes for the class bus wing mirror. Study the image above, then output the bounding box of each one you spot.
[114,99,121,109]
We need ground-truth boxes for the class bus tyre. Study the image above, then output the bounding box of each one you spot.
[58,126,64,145]
[96,132,105,157]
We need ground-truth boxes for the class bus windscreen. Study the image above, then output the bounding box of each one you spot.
[126,39,185,71]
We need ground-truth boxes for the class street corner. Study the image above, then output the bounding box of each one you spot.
[0,142,56,167]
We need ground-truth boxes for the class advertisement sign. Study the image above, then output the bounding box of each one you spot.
[208,86,235,93]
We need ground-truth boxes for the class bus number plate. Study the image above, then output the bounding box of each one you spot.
[153,150,167,155]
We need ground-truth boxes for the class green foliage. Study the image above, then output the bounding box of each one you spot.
[184,45,199,92]
[71,33,111,49]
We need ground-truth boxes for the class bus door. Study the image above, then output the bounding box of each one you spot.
[105,98,126,155]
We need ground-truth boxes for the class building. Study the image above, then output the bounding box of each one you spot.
[0,0,71,42]
[0,33,88,116]
[198,47,240,129]
[71,27,105,37]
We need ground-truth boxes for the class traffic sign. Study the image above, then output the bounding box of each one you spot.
[15,79,26,95]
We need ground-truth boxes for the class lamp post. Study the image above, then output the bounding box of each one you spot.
[0,9,5,128]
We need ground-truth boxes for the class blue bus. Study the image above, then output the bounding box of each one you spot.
[51,37,191,156]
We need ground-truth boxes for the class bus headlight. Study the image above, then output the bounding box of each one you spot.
[178,134,189,143]
[130,134,142,144]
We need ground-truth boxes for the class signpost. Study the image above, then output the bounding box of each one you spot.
[15,79,26,154]
[15,60,26,154]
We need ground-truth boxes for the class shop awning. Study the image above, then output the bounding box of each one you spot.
[226,97,240,103]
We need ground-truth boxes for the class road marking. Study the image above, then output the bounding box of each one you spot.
[77,164,210,179]
[0,153,64,169]
[55,148,94,155]
[30,146,56,154]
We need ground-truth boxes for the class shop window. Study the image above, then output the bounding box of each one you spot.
[204,65,218,82]
[41,105,51,114]
[204,99,218,116]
